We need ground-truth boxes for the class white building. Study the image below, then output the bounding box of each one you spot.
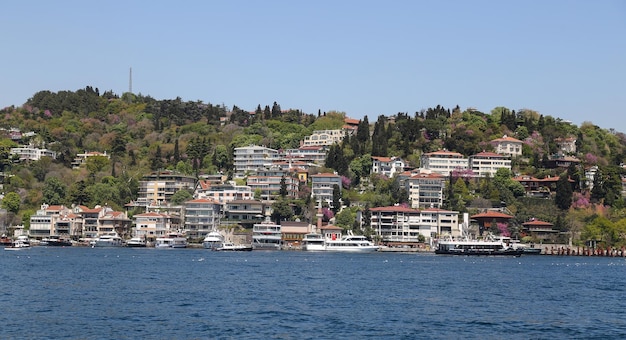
[371,156,406,178]
[369,206,460,243]
[184,198,222,239]
[301,130,346,147]
[310,173,342,206]
[233,145,280,176]
[420,150,469,176]
[136,170,196,207]
[133,212,181,241]
[283,145,328,164]
[195,180,253,202]
[405,172,446,209]
[469,151,512,177]
[11,145,56,161]
[491,135,523,157]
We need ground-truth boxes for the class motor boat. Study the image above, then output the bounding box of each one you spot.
[435,234,524,256]
[93,233,125,247]
[155,232,187,248]
[126,237,147,248]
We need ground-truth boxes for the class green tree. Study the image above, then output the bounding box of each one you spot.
[67,180,89,205]
[270,198,293,223]
[170,189,193,205]
[555,174,573,210]
[42,177,67,205]
[85,155,110,177]
[1,192,21,214]
[331,184,341,214]
[279,176,288,198]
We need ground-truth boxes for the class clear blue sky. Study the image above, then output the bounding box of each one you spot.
[2,1,625,132]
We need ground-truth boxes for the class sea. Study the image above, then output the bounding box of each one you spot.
[1,247,625,340]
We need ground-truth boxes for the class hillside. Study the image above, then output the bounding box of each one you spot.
[1,87,626,247]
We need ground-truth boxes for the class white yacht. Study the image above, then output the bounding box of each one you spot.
[202,231,224,250]
[302,233,326,251]
[435,234,523,256]
[324,232,380,252]
[93,233,124,247]
[155,233,188,248]
[252,219,282,250]
[126,237,147,248]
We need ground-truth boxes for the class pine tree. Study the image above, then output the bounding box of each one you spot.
[555,174,573,210]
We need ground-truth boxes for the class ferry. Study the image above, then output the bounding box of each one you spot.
[435,234,523,256]
[323,232,380,253]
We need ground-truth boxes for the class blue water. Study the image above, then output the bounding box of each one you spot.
[1,247,625,340]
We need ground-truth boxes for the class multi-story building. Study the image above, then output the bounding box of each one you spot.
[419,208,460,239]
[420,150,468,176]
[135,170,196,207]
[491,135,523,157]
[371,156,406,178]
[369,206,460,244]
[555,137,577,154]
[310,173,342,206]
[405,172,446,209]
[98,209,132,239]
[11,145,56,161]
[246,167,299,201]
[29,204,69,239]
[184,198,222,239]
[233,145,280,176]
[222,199,266,229]
[370,206,422,243]
[469,151,511,177]
[301,130,346,147]
[283,145,328,164]
[133,212,182,241]
[195,180,253,202]
[71,151,110,168]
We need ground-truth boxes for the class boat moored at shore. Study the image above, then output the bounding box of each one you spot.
[41,235,73,247]
[202,231,224,250]
[323,232,380,252]
[301,233,326,251]
[435,234,523,256]
[93,233,125,247]
[155,233,188,248]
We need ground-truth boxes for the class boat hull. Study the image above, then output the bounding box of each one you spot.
[435,248,523,256]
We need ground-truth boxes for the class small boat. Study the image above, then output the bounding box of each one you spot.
[202,231,224,250]
[93,233,125,247]
[4,237,31,251]
[126,237,147,248]
[216,242,253,251]
[302,233,326,251]
[323,232,380,252]
[155,232,188,248]
[41,235,73,247]
[435,234,523,256]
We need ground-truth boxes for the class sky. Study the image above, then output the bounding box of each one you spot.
[2,0,625,132]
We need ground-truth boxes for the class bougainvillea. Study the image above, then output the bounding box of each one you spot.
[496,222,510,236]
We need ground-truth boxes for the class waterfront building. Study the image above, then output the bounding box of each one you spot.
[133,212,182,242]
[222,199,266,229]
[184,198,222,239]
[246,167,299,201]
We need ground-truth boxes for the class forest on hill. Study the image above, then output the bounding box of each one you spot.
[1,86,626,247]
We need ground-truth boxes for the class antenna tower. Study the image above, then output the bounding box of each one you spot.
[129,67,133,94]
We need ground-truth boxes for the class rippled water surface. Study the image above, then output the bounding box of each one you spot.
[2,247,625,339]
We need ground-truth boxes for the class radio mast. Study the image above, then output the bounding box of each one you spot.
[129,67,133,94]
